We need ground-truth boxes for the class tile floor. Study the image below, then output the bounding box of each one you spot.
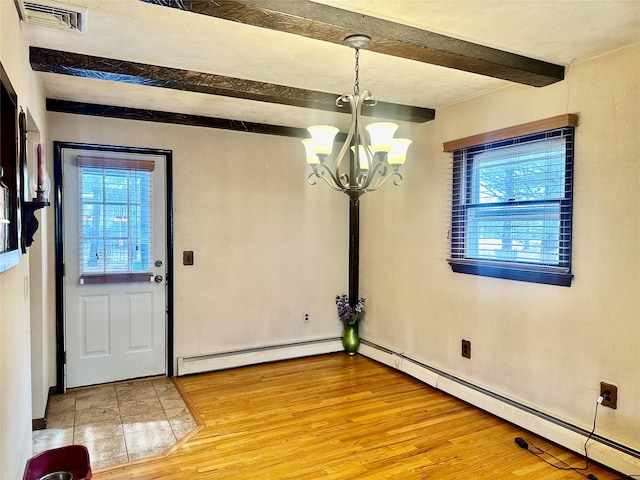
[32,377,198,470]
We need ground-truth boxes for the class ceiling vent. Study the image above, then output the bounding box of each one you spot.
[16,0,86,32]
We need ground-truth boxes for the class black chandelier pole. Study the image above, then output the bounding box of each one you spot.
[347,191,362,308]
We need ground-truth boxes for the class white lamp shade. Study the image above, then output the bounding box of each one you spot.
[351,145,370,170]
[365,122,398,153]
[302,139,320,165]
[307,126,339,156]
[388,138,412,165]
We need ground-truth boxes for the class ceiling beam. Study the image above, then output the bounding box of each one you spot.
[31,47,434,123]
[46,99,351,140]
[140,0,564,87]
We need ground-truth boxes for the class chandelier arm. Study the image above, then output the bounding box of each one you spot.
[355,90,376,189]
[360,156,388,190]
[320,172,350,192]
[365,170,404,192]
[392,172,404,186]
[332,93,358,188]
[334,94,356,163]
[313,163,345,191]
[306,172,318,186]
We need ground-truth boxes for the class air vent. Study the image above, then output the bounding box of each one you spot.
[18,0,86,32]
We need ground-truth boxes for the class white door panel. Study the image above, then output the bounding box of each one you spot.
[62,147,167,388]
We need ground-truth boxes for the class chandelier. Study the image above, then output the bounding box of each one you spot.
[302,34,412,196]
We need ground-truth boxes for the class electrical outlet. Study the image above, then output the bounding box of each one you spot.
[461,339,471,359]
[600,382,617,409]
[304,313,310,323]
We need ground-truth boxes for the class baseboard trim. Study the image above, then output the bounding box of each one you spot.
[33,386,58,431]
[32,418,47,431]
[359,340,640,476]
[177,337,343,376]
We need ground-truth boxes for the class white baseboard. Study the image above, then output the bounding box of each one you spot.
[359,342,640,477]
[177,337,343,376]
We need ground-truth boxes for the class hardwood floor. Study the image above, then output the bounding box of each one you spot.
[94,354,624,479]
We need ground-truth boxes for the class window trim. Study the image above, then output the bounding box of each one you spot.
[79,272,153,284]
[444,114,577,287]
[443,114,578,152]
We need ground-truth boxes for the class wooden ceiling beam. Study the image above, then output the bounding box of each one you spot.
[46,99,327,139]
[31,47,434,123]
[140,0,564,87]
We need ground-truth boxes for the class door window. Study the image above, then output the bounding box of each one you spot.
[77,156,154,283]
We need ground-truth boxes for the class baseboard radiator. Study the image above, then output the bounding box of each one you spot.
[359,340,640,477]
[177,337,343,376]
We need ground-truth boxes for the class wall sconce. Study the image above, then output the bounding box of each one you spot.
[23,143,50,248]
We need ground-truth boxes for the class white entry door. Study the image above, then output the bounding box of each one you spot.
[62,147,167,388]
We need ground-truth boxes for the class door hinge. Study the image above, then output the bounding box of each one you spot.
[63,351,67,364]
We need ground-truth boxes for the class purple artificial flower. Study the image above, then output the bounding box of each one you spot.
[335,294,365,326]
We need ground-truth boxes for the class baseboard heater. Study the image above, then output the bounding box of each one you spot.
[358,340,640,477]
[177,337,343,376]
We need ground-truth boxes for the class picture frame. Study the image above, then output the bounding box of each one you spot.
[0,61,22,273]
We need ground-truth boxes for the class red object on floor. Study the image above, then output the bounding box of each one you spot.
[23,445,92,480]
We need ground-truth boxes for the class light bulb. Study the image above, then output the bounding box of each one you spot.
[350,145,370,170]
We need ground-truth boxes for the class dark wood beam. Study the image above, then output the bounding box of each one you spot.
[31,47,434,123]
[140,0,564,87]
[45,98,351,140]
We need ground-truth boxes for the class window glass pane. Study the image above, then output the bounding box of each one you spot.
[473,137,566,203]
[104,170,129,203]
[81,238,104,273]
[104,238,129,271]
[79,164,152,275]
[81,168,104,202]
[81,203,103,239]
[0,183,8,252]
[466,203,560,264]
[129,203,152,272]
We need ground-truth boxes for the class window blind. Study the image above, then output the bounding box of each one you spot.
[449,125,575,283]
[77,156,154,282]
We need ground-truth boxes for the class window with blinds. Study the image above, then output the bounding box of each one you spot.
[77,156,154,283]
[445,115,576,286]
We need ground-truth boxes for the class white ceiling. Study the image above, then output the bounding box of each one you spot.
[22,0,640,131]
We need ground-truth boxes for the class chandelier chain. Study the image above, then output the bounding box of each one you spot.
[353,48,360,96]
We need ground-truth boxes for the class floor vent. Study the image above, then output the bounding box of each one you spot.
[17,0,86,32]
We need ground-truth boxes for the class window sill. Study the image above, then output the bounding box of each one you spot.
[448,259,573,287]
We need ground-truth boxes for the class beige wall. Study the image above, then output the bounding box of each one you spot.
[360,43,640,450]
[47,116,350,365]
[0,1,49,479]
